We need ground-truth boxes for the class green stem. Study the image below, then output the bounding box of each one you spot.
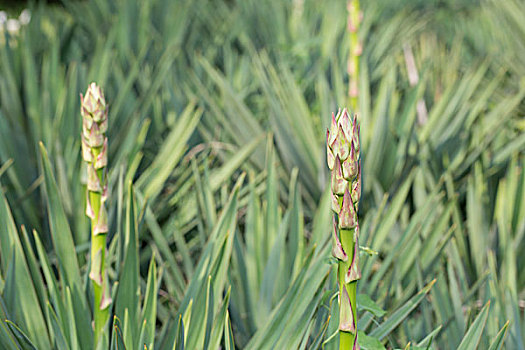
[348,0,360,113]
[89,149,108,346]
[91,220,108,342]
[339,227,357,350]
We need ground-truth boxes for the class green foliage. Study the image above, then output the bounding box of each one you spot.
[0,0,523,349]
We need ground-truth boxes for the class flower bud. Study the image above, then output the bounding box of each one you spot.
[345,240,361,283]
[99,271,112,310]
[339,108,353,141]
[332,217,348,261]
[331,192,341,213]
[339,287,356,332]
[331,156,348,195]
[87,164,102,192]
[93,203,108,235]
[327,130,335,170]
[94,139,108,169]
[89,248,103,286]
[342,142,358,180]
[339,188,357,229]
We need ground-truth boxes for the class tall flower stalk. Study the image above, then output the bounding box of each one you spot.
[327,108,361,350]
[347,0,362,112]
[81,83,111,344]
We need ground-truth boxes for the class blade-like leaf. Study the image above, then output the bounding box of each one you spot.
[457,302,490,350]
[370,279,436,340]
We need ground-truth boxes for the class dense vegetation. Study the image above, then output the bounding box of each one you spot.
[0,0,523,348]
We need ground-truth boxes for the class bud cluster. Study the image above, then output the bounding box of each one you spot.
[327,109,361,228]
[81,83,108,235]
[327,108,361,349]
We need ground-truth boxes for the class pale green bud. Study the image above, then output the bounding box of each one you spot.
[339,286,356,332]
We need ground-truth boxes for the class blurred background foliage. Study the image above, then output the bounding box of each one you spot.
[0,0,523,348]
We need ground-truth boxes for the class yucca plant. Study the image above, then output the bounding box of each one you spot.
[0,126,238,350]
[0,0,523,349]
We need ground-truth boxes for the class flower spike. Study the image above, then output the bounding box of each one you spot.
[81,82,111,345]
[327,107,361,348]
